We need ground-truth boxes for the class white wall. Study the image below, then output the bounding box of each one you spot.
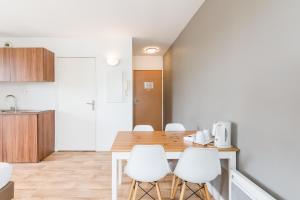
[133,56,163,70]
[0,37,133,151]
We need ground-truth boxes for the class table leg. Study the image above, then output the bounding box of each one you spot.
[228,152,237,200]
[112,154,118,200]
[118,160,123,185]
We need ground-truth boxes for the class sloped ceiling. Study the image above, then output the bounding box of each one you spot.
[0,0,205,55]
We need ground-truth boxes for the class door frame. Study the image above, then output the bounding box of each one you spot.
[132,69,163,130]
[55,57,97,151]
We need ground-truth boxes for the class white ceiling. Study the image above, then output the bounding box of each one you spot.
[0,0,205,56]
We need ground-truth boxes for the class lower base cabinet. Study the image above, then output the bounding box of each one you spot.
[0,111,55,163]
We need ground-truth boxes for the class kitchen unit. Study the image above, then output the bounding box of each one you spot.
[0,110,55,163]
[0,48,54,82]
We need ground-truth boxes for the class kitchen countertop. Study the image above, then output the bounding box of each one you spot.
[0,110,54,115]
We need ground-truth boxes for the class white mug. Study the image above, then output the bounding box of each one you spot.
[195,131,206,144]
[202,129,211,141]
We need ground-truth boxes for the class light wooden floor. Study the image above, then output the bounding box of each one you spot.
[12,152,209,200]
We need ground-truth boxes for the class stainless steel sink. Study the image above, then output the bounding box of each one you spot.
[0,110,14,113]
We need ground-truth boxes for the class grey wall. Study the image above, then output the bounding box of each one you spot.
[163,48,173,126]
[163,0,300,199]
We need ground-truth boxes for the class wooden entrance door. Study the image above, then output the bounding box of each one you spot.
[133,70,162,130]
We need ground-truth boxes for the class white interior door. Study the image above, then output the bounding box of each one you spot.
[56,57,96,151]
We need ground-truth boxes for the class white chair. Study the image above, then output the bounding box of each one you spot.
[125,145,171,200]
[170,148,221,200]
[165,123,186,171]
[118,125,155,185]
[133,125,154,132]
[165,123,186,132]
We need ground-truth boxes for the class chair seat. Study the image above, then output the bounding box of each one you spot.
[125,145,171,182]
[133,125,154,132]
[170,148,220,200]
[165,123,186,132]
[174,148,221,184]
[126,145,170,200]
[125,160,170,182]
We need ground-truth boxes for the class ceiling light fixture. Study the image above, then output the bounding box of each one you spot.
[144,47,160,54]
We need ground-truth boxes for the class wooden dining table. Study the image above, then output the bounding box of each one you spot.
[111,131,239,200]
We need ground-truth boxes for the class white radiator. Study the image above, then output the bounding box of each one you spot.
[231,169,276,200]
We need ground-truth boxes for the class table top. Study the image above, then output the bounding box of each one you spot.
[111,131,239,152]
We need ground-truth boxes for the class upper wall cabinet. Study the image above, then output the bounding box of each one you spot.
[0,48,55,82]
[0,48,11,81]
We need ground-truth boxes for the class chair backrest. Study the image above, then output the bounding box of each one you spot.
[0,163,12,189]
[165,123,186,131]
[174,147,221,183]
[133,125,154,132]
[125,145,171,182]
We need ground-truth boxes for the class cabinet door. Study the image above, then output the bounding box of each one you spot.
[38,111,55,160]
[0,48,11,81]
[2,115,38,163]
[11,48,44,81]
[43,49,55,81]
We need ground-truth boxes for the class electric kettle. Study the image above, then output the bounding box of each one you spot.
[212,121,232,148]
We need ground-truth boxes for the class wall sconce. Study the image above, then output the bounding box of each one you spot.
[106,56,120,66]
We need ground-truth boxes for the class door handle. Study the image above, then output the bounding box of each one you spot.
[86,100,95,111]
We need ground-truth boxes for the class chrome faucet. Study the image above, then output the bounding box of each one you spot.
[5,95,17,112]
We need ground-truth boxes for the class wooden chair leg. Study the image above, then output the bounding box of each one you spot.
[171,177,180,199]
[128,180,136,200]
[155,182,162,200]
[170,174,176,199]
[179,181,186,200]
[132,181,138,200]
[196,184,204,199]
[204,183,212,200]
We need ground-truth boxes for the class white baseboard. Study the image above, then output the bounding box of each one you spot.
[207,182,226,200]
[231,170,276,200]
[208,170,276,200]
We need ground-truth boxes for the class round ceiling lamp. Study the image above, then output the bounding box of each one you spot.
[144,46,160,54]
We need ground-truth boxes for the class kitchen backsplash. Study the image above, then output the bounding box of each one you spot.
[0,83,57,110]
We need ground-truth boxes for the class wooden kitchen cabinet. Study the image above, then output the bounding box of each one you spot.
[0,48,54,82]
[0,111,55,163]
[37,111,55,161]
[2,114,38,163]
[0,48,11,81]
